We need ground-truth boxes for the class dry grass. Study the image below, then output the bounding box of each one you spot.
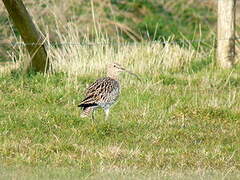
[0,0,225,61]
[0,20,204,76]
[49,26,203,76]
[1,0,239,74]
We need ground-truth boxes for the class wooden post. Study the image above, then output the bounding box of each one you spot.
[2,0,49,73]
[217,0,236,68]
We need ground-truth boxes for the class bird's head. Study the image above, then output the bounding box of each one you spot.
[107,62,140,80]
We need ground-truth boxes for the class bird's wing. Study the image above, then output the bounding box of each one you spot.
[79,77,115,106]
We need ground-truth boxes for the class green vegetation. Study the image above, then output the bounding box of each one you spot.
[0,0,240,178]
[1,57,240,178]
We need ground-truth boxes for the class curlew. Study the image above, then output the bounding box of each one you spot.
[78,63,139,120]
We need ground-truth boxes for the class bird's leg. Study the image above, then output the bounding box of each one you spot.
[104,108,110,120]
[91,109,95,121]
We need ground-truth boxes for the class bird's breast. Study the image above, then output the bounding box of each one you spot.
[98,79,120,106]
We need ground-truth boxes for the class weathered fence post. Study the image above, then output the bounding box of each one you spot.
[217,0,236,68]
[2,0,49,73]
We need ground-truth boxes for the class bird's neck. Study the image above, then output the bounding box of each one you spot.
[107,71,118,80]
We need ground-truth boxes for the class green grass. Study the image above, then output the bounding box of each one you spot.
[1,64,240,178]
[0,0,240,178]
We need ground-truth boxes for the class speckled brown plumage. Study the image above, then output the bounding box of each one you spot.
[78,77,120,111]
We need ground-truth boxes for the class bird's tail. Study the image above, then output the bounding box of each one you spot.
[80,107,93,118]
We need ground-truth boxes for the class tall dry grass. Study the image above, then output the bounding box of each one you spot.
[0,0,222,62]
[4,23,204,77]
[0,0,239,75]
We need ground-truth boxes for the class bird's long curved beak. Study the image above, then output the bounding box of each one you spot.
[124,69,141,81]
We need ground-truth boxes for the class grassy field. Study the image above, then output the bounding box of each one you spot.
[1,38,240,179]
[1,0,240,179]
